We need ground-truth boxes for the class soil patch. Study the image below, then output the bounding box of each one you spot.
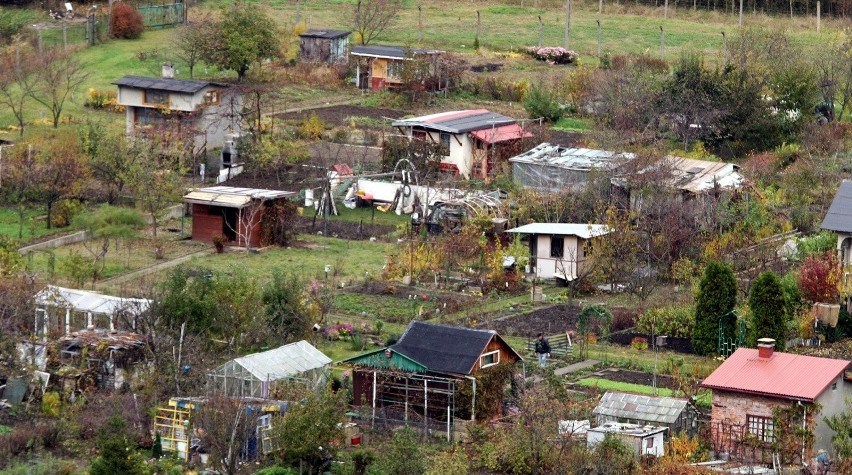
[293,216,395,241]
[484,303,582,337]
[275,105,406,128]
[606,331,694,354]
[346,281,476,314]
[585,369,679,391]
[549,130,584,147]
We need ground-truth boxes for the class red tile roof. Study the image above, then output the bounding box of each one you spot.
[700,348,849,402]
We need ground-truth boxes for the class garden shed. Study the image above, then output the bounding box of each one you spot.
[593,391,698,436]
[207,341,332,398]
[299,29,351,63]
[184,186,295,248]
[341,321,523,440]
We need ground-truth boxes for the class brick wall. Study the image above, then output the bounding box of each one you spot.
[191,204,223,242]
[711,390,783,426]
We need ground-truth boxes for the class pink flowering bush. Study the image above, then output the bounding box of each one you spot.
[526,46,579,65]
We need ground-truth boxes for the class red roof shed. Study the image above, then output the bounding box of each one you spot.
[701,347,849,402]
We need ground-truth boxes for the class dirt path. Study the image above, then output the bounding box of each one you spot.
[95,248,214,290]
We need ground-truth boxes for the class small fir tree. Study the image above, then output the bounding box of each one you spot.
[749,271,788,348]
[692,262,737,355]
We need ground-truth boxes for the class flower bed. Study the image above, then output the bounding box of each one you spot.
[526,46,579,65]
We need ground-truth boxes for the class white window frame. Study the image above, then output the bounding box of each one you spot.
[480,350,500,369]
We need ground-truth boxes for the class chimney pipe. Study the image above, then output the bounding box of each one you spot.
[162,62,175,79]
[757,338,775,358]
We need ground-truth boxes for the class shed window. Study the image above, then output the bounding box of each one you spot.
[439,133,451,155]
[746,415,775,442]
[387,60,403,78]
[480,350,499,368]
[550,236,564,258]
[204,89,220,105]
[144,89,169,105]
[646,437,654,448]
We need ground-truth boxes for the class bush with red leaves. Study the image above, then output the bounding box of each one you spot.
[110,2,144,39]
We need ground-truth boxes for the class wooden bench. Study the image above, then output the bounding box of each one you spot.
[526,332,573,358]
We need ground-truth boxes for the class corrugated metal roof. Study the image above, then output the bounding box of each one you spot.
[664,157,743,194]
[392,109,518,134]
[113,75,228,93]
[35,285,150,316]
[351,45,443,59]
[700,348,849,402]
[505,223,610,239]
[821,180,852,233]
[228,340,331,381]
[508,143,635,170]
[469,123,533,144]
[300,29,351,39]
[593,391,688,425]
[183,186,295,208]
[588,421,668,437]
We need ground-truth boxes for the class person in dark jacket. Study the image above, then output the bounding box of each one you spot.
[534,333,551,368]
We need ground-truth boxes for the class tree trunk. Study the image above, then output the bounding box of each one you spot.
[46,200,53,229]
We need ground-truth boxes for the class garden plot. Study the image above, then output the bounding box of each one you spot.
[335,282,477,323]
[275,105,406,129]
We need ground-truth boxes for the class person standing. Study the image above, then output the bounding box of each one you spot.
[534,333,551,368]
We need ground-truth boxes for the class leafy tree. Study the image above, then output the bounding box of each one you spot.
[30,132,90,229]
[352,0,401,45]
[660,54,726,150]
[89,417,145,475]
[371,426,425,475]
[692,262,737,356]
[797,251,840,303]
[0,236,22,276]
[126,156,186,238]
[155,266,220,336]
[591,433,636,475]
[196,397,258,475]
[263,271,311,340]
[74,205,145,281]
[79,122,138,204]
[748,271,787,349]
[273,389,347,473]
[202,6,279,81]
[826,398,852,460]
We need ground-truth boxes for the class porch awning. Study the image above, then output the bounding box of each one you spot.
[470,123,533,144]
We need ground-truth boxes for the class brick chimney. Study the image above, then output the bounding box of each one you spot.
[162,62,175,79]
[757,338,776,358]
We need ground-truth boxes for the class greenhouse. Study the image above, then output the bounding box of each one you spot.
[207,340,332,398]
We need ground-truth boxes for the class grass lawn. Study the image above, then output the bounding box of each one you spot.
[22,236,208,285]
[206,0,842,60]
[299,205,409,228]
[0,207,64,242]
[334,291,439,323]
[147,234,391,284]
[554,117,592,132]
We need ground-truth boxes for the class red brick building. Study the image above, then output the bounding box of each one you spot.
[701,339,851,461]
[183,186,295,248]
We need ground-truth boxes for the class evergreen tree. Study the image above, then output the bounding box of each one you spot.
[748,271,787,349]
[692,262,737,355]
[152,433,163,459]
[89,416,144,475]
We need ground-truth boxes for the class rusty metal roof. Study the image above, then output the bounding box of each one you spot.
[700,348,849,402]
[59,329,147,351]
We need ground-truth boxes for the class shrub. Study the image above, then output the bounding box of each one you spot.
[637,306,695,339]
[630,336,649,350]
[50,199,83,228]
[523,86,563,123]
[300,113,326,140]
[526,46,579,65]
[211,234,226,253]
[85,88,120,112]
[110,2,145,39]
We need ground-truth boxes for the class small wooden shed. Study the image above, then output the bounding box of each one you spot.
[184,186,295,248]
[299,29,351,64]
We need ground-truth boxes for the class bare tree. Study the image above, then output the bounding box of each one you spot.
[195,397,257,475]
[173,14,211,79]
[353,0,401,45]
[31,48,89,129]
[0,42,38,137]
